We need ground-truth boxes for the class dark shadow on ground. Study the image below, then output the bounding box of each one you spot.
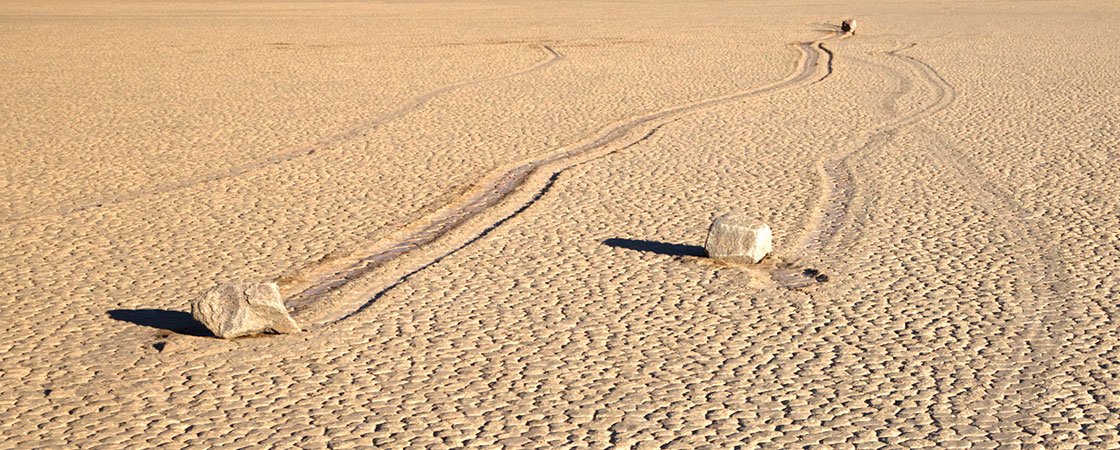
[810,22,845,33]
[107,309,214,337]
[603,238,707,257]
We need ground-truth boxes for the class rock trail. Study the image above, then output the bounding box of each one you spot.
[777,41,957,287]
[284,32,842,326]
[815,42,834,83]
[2,44,561,225]
[5,3,1120,446]
[783,36,1080,423]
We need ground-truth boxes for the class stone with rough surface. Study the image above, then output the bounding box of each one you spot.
[704,213,772,263]
[191,281,300,338]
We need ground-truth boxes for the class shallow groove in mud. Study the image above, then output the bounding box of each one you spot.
[794,39,1070,405]
[774,42,958,288]
[284,32,840,323]
[907,63,1069,402]
[335,123,673,322]
[791,43,954,263]
[6,45,561,224]
[816,43,834,82]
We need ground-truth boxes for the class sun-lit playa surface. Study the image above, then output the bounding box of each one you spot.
[3,0,1120,446]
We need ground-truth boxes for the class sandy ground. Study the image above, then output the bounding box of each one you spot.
[3,0,1120,447]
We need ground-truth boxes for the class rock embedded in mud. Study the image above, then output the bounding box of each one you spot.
[841,19,857,33]
[704,213,772,264]
[191,281,300,339]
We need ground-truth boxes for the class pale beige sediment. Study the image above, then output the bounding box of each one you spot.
[2,0,1120,447]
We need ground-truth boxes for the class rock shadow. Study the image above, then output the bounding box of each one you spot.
[603,238,707,257]
[107,309,214,338]
[810,22,845,33]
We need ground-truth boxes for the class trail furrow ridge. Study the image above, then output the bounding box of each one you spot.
[283,32,840,325]
[5,45,562,224]
[777,42,955,287]
[907,56,1072,409]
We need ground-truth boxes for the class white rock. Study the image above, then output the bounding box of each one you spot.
[191,281,300,339]
[841,19,857,33]
[704,213,772,264]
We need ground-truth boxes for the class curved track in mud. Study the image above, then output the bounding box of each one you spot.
[772,35,1084,423]
[284,32,841,326]
[774,41,956,287]
[820,41,1073,411]
[6,45,562,224]
[815,42,834,83]
[906,61,1072,409]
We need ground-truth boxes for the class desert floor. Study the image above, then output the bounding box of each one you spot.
[3,0,1120,447]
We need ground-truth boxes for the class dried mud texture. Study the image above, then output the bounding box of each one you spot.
[3,0,1120,448]
[282,31,839,324]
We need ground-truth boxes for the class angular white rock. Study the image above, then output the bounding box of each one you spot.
[841,19,857,33]
[704,213,772,264]
[191,281,300,339]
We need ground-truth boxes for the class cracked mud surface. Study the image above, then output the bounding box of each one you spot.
[3,1,1120,447]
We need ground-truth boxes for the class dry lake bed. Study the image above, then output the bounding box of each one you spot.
[2,0,1119,447]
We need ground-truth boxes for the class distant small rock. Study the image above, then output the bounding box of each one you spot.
[841,19,857,33]
[191,281,300,339]
[704,213,772,264]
